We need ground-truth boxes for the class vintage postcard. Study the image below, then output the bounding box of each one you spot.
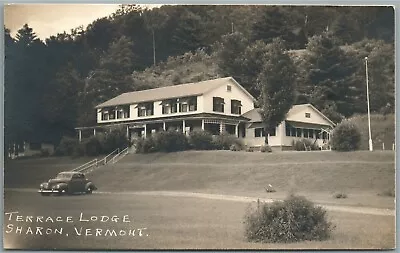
[3,4,396,250]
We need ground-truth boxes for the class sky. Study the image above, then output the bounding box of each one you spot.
[4,4,160,40]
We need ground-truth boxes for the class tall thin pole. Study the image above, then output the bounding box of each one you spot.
[365,57,373,151]
[152,29,156,66]
[231,22,234,33]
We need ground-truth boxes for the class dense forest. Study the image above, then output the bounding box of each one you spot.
[4,5,395,151]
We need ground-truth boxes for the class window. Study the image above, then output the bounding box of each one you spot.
[304,129,314,138]
[231,99,242,115]
[227,85,232,91]
[213,97,225,113]
[109,108,116,120]
[180,103,188,112]
[322,131,328,140]
[116,105,130,119]
[270,127,276,136]
[162,99,178,114]
[305,112,311,118]
[296,128,302,137]
[286,124,296,137]
[101,110,109,120]
[188,97,197,111]
[137,102,154,117]
[255,128,265,137]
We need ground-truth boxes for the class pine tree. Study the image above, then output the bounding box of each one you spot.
[258,38,296,144]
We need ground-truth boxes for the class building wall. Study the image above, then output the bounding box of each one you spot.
[241,122,284,147]
[97,96,205,124]
[203,79,254,116]
[286,105,333,126]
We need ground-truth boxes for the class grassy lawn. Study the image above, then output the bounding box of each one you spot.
[3,151,395,250]
[4,156,101,188]
[3,192,395,250]
[90,150,395,209]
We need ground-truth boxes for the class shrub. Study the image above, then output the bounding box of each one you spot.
[245,146,254,152]
[230,143,242,151]
[154,130,188,152]
[188,130,214,150]
[244,195,334,243]
[212,133,243,150]
[292,139,319,151]
[102,128,129,153]
[55,136,78,156]
[331,120,361,151]
[84,136,103,156]
[40,148,50,157]
[333,192,348,199]
[72,142,85,158]
[260,145,272,153]
[136,137,157,153]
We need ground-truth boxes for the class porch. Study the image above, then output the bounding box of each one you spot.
[75,115,248,143]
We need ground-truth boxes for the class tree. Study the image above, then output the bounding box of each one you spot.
[142,7,169,66]
[77,36,136,126]
[302,32,359,117]
[258,38,296,144]
[215,32,249,81]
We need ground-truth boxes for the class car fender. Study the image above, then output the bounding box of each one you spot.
[85,182,97,191]
[55,183,68,191]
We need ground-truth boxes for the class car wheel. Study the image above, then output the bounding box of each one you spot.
[86,187,93,194]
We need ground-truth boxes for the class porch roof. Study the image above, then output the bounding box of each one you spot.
[75,113,250,130]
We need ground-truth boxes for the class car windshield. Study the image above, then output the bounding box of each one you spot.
[56,173,72,179]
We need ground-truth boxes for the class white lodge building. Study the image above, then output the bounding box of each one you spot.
[76,77,335,150]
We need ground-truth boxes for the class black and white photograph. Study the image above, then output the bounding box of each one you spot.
[3,4,396,250]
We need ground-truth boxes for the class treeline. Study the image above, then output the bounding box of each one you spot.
[4,5,394,152]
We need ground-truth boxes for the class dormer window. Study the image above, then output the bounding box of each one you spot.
[305,112,311,118]
[213,97,225,113]
[231,99,242,115]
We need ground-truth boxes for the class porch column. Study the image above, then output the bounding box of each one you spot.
[182,120,186,134]
[93,128,96,136]
[163,121,166,131]
[219,121,224,134]
[144,124,147,138]
[78,130,82,143]
[235,124,239,137]
[201,119,205,131]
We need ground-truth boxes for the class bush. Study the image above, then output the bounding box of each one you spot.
[136,137,157,153]
[292,139,319,151]
[72,142,85,158]
[84,136,103,156]
[102,128,129,153]
[331,120,361,151]
[244,195,334,243]
[230,143,242,151]
[40,148,50,157]
[154,130,188,152]
[212,133,243,150]
[260,145,272,153]
[333,192,348,199]
[54,136,78,156]
[188,130,214,150]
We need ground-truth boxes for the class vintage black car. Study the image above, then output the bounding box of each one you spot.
[38,171,97,196]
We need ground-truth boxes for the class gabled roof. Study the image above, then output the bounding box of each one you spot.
[96,77,256,108]
[242,103,335,126]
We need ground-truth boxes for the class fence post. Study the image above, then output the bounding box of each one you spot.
[382,143,385,150]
